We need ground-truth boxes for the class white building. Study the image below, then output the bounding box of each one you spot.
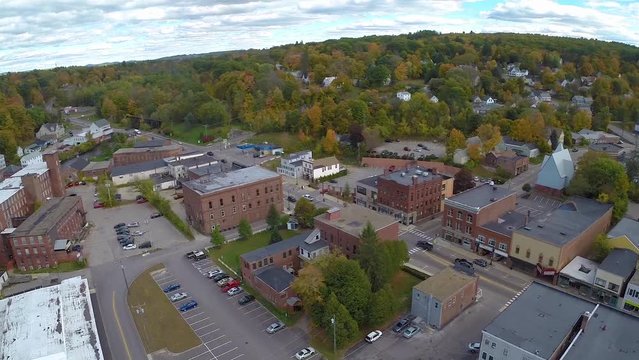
[430,95,439,103]
[303,156,341,181]
[165,152,217,179]
[20,151,43,167]
[0,154,5,170]
[63,135,88,146]
[277,150,313,178]
[0,276,105,360]
[322,76,336,87]
[111,159,168,186]
[396,91,411,102]
[77,119,113,141]
[298,229,329,262]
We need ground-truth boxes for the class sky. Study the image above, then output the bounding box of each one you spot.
[1,0,639,73]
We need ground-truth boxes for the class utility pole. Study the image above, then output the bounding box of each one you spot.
[121,263,129,292]
[331,315,336,354]
[203,124,209,141]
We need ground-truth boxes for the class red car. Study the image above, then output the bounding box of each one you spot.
[222,280,240,292]
[93,201,104,209]
[136,197,147,204]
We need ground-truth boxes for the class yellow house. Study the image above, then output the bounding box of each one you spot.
[607,218,639,255]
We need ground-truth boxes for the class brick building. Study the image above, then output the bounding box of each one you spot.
[511,197,612,282]
[411,267,478,329]
[484,151,529,176]
[10,196,86,271]
[475,211,528,263]
[112,144,183,167]
[183,166,283,234]
[314,206,399,259]
[442,184,516,250]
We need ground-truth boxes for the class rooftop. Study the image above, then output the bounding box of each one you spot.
[111,159,167,177]
[113,144,182,155]
[284,150,312,160]
[241,231,310,263]
[94,118,110,128]
[82,161,111,172]
[310,156,340,168]
[184,166,279,195]
[0,276,104,360]
[255,267,295,293]
[480,211,528,236]
[357,175,379,188]
[515,197,612,246]
[607,218,639,248]
[170,154,217,168]
[380,167,442,187]
[188,163,223,178]
[599,248,638,279]
[413,267,476,302]
[485,282,639,360]
[12,197,82,237]
[63,156,90,171]
[11,162,48,177]
[314,206,398,238]
[559,256,599,284]
[589,143,624,153]
[445,184,515,212]
[133,139,168,148]
[299,229,328,253]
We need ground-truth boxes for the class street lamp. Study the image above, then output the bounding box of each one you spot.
[331,315,336,354]
[105,183,112,204]
[121,263,129,292]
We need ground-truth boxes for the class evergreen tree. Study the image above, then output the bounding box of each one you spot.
[238,218,252,241]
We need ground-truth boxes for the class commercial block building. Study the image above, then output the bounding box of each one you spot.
[277,150,312,178]
[622,271,639,313]
[10,196,86,271]
[592,248,638,308]
[303,156,341,181]
[442,184,516,250]
[510,197,612,282]
[411,267,478,329]
[484,150,529,176]
[475,211,527,262]
[314,206,399,259]
[166,153,218,180]
[480,282,639,360]
[183,166,283,234]
[112,144,183,166]
[110,159,168,186]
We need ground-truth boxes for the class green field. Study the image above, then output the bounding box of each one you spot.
[127,264,201,353]
[171,122,232,144]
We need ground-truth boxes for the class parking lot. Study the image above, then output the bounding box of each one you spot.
[515,193,561,219]
[150,254,315,360]
[372,140,446,159]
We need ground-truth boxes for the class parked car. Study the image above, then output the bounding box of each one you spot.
[287,195,297,202]
[114,223,126,229]
[217,277,232,287]
[206,151,214,156]
[473,258,489,267]
[115,193,122,201]
[173,193,184,200]
[150,212,162,218]
[139,241,152,249]
[294,347,316,360]
[170,292,188,302]
[572,148,579,152]
[468,342,481,353]
[136,197,147,204]
[365,330,383,343]
[222,280,241,292]
[403,146,410,151]
[207,269,223,278]
[417,143,425,148]
[127,222,140,228]
[403,326,420,339]
[185,251,197,260]
[302,194,314,201]
[131,230,146,236]
[72,244,82,252]
[227,287,243,296]
[416,240,433,251]
[123,244,137,250]
[179,300,198,312]
[212,273,229,282]
[193,251,207,261]
[454,258,474,268]
[163,283,181,293]
[266,321,285,334]
[238,294,255,305]
[329,179,338,183]
[116,228,130,234]
[454,258,475,274]
[392,318,411,333]
[93,201,104,209]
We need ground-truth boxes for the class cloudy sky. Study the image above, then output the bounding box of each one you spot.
[1,0,639,73]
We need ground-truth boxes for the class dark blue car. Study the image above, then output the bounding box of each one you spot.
[179,300,198,312]
[163,283,181,293]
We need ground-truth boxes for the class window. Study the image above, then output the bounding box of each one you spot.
[484,339,489,345]
[252,263,256,270]
[447,209,452,216]
[457,211,462,219]
[33,248,38,255]
[265,187,268,194]
[503,348,508,356]
[269,257,273,264]
[538,254,544,264]
[491,342,496,349]
[249,203,252,209]
[481,352,487,360]
[595,277,607,287]
[232,195,235,202]
[209,201,212,209]
[434,302,439,308]
[210,214,215,220]
[232,206,237,214]
[477,235,485,244]
[288,249,292,256]
[257,200,261,206]
[446,219,452,228]
[25,248,30,255]
[549,257,554,267]
[488,239,495,247]
[498,243,508,252]
[283,252,287,258]
[515,246,520,254]
[608,282,620,292]
[219,198,224,206]
[220,209,225,217]
[258,260,262,267]
[243,205,247,212]
[466,214,473,223]
[526,249,531,258]
[256,189,260,196]
[466,226,472,234]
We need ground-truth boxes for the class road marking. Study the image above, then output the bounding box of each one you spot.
[112,291,132,360]
[199,328,220,337]
[190,317,211,326]
[184,311,205,320]
[188,350,211,360]
[243,306,264,315]
[215,346,238,358]
[193,323,215,332]
[344,342,366,358]
[210,340,232,350]
[227,354,245,360]
[205,335,226,345]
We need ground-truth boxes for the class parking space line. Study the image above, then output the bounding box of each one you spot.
[210,341,232,351]
[228,354,244,360]
[242,306,264,315]
[184,311,205,320]
[249,310,270,320]
[215,347,238,358]
[156,279,177,287]
[188,350,211,360]
[204,335,226,345]
[199,328,220,337]
[190,317,211,326]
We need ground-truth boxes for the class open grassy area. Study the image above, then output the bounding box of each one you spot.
[171,123,232,145]
[127,264,201,353]
[14,260,87,274]
[248,132,308,153]
[391,270,423,310]
[210,229,299,274]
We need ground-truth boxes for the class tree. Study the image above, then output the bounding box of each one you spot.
[446,128,466,157]
[592,233,612,262]
[477,124,502,154]
[321,128,340,155]
[571,110,592,130]
[454,169,475,193]
[294,198,317,228]
[322,292,360,347]
[292,262,326,305]
[358,222,391,292]
[342,182,351,200]
[349,123,365,147]
[266,204,280,230]
[238,218,252,241]
[321,255,372,326]
[522,183,532,193]
[210,226,225,248]
[368,286,397,326]
[549,129,559,150]
[269,228,283,244]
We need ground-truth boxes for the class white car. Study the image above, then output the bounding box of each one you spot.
[206,269,222,278]
[365,330,382,343]
[170,292,187,302]
[131,230,146,236]
[122,244,137,250]
[217,277,232,286]
[127,222,140,228]
[266,321,285,334]
[302,194,314,201]
[227,287,243,296]
[294,347,316,360]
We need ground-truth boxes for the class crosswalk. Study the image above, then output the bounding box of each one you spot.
[403,228,435,255]
[405,228,434,240]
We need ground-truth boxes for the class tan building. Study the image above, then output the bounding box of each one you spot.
[510,197,612,282]
[183,166,283,234]
[411,267,478,329]
[112,144,183,166]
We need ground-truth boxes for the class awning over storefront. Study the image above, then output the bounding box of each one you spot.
[536,263,556,276]
[478,243,508,258]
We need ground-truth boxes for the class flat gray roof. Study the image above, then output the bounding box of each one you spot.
[515,197,612,246]
[188,163,223,177]
[357,175,379,188]
[255,267,295,292]
[12,197,81,237]
[241,231,310,263]
[0,276,104,360]
[607,218,639,247]
[380,167,441,186]
[599,248,638,278]
[445,184,514,212]
[113,144,181,154]
[559,256,598,284]
[171,154,217,168]
[314,206,398,238]
[184,166,279,195]
[480,211,527,235]
[82,160,111,172]
[111,159,167,177]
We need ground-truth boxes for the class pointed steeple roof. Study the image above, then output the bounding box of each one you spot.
[554,142,564,153]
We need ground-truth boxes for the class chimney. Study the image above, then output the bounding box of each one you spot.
[412,175,418,185]
[326,207,341,221]
[22,174,44,208]
[580,311,591,332]
[43,151,65,197]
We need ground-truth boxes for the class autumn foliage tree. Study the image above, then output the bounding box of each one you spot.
[446,128,466,157]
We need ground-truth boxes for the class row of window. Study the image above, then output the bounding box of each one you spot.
[446,219,472,234]
[208,198,276,220]
[207,185,280,209]
[595,277,620,292]
[476,235,509,252]
[514,246,555,267]
[247,249,295,270]
[447,209,474,223]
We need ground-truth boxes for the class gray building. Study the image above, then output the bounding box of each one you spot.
[355,175,379,210]
[277,151,312,179]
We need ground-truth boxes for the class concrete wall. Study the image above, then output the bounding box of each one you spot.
[440,277,478,328]
[411,288,441,328]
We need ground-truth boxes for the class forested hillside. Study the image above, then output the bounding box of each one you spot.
[2,31,639,163]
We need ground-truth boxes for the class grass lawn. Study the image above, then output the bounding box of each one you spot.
[14,260,87,274]
[210,229,299,274]
[470,165,496,179]
[171,123,232,145]
[127,264,201,353]
[248,132,308,153]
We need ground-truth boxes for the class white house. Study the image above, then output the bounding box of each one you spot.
[507,64,529,77]
[486,97,495,104]
[165,153,217,179]
[298,229,329,263]
[63,135,87,146]
[16,146,24,157]
[322,77,336,87]
[277,150,312,178]
[539,91,552,102]
[78,119,113,141]
[303,156,341,181]
[430,95,439,103]
[453,149,469,165]
[20,151,44,166]
[396,91,411,102]
[36,123,65,140]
